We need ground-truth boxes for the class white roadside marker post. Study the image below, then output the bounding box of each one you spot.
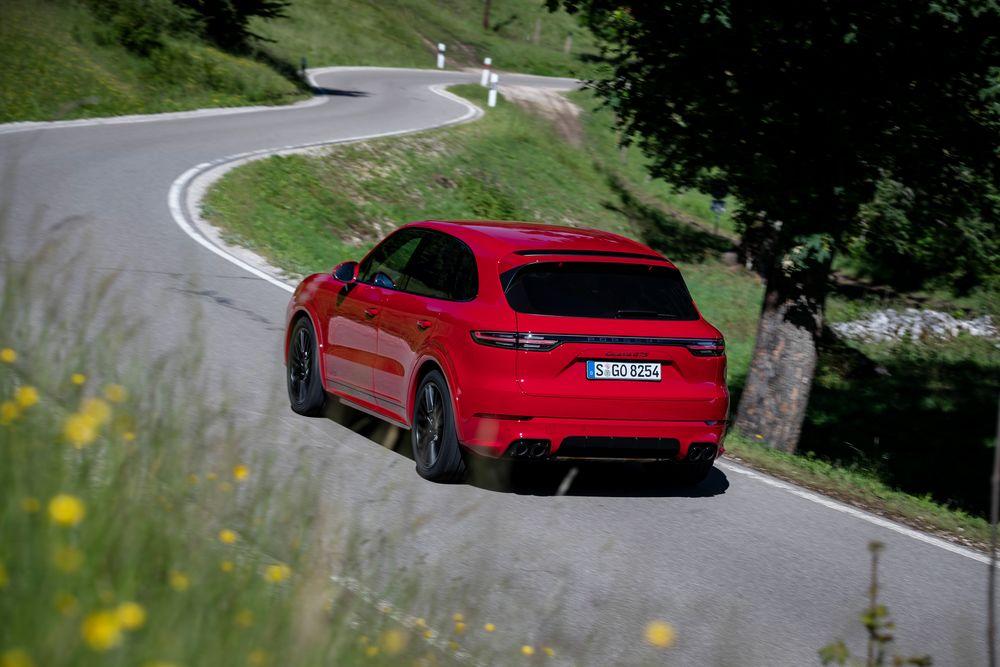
[488,72,499,108]
[436,43,446,69]
[480,57,492,87]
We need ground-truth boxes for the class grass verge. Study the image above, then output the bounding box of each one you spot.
[201,83,997,547]
[725,433,992,550]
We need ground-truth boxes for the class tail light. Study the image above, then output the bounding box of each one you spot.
[470,331,560,351]
[685,339,725,357]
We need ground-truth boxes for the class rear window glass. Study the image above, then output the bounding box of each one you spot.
[502,262,698,320]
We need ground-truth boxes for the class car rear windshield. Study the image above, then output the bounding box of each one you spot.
[502,262,699,320]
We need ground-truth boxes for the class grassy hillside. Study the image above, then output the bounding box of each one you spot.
[254,0,594,77]
[0,0,590,123]
[0,0,306,122]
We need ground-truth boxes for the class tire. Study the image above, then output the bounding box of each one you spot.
[287,316,326,417]
[672,461,714,486]
[411,370,466,483]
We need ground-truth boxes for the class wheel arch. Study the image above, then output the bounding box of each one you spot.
[285,305,328,388]
[409,353,460,427]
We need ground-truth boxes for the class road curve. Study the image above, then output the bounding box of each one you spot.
[1,67,989,665]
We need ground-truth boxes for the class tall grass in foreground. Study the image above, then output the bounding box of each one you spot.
[0,236,476,666]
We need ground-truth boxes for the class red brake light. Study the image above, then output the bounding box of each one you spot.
[686,339,725,356]
[470,331,560,351]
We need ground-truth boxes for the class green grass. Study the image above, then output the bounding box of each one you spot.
[725,433,992,549]
[255,0,594,77]
[0,0,307,123]
[202,83,998,540]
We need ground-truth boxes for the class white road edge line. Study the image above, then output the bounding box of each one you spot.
[717,460,989,564]
[165,68,989,567]
[167,82,482,296]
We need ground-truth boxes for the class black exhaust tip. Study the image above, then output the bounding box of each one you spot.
[506,439,551,459]
[686,442,717,463]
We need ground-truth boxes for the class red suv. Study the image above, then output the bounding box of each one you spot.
[285,221,728,483]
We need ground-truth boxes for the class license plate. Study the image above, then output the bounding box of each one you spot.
[586,361,661,381]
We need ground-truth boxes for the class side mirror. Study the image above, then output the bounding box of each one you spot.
[332,261,358,282]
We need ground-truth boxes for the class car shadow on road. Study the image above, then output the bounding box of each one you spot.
[323,400,729,499]
[312,86,371,97]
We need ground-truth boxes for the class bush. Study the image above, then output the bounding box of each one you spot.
[87,0,196,55]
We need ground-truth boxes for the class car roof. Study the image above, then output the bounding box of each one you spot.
[403,220,674,267]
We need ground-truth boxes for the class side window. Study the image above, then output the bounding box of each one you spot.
[358,230,423,289]
[400,232,478,300]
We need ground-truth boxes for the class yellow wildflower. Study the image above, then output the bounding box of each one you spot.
[542,646,555,657]
[233,464,249,481]
[81,397,111,425]
[20,497,40,513]
[0,348,16,363]
[452,612,464,622]
[218,529,238,544]
[0,562,7,589]
[116,602,146,630]
[14,386,38,408]
[169,571,190,592]
[447,641,459,652]
[0,401,21,425]
[520,646,535,656]
[453,621,466,634]
[81,610,123,651]
[755,433,764,440]
[103,384,127,403]
[63,413,99,448]
[52,545,84,573]
[422,629,435,640]
[187,474,199,485]
[483,623,495,632]
[123,431,136,442]
[71,373,86,385]
[247,650,268,666]
[379,629,408,655]
[55,592,78,616]
[49,494,85,526]
[414,618,427,628]
[364,646,379,658]
[0,648,35,667]
[235,610,254,627]
[644,620,676,648]
[263,563,291,583]
[220,560,235,573]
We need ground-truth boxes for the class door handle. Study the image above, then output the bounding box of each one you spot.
[364,307,379,319]
[416,319,432,330]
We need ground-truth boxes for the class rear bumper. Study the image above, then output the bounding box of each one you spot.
[460,415,727,462]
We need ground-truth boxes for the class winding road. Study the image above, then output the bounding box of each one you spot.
[1,67,990,665]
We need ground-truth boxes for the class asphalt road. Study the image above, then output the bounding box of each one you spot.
[1,67,990,665]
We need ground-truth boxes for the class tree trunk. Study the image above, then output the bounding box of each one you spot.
[734,260,829,453]
[483,0,491,30]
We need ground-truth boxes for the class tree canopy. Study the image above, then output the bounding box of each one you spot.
[550,1,998,283]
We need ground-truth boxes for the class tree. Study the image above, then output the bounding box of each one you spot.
[548,0,999,452]
[173,0,290,51]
